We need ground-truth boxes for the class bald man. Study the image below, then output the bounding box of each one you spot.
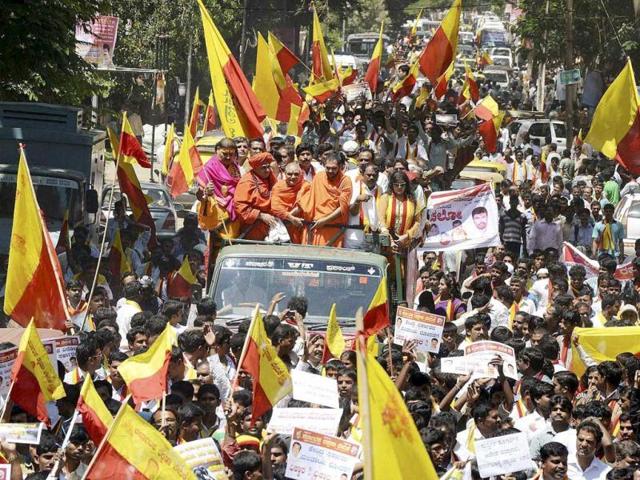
[271,162,310,244]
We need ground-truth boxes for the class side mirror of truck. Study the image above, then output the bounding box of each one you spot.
[86,189,99,214]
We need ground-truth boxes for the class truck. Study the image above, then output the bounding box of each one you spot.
[209,244,388,332]
[0,102,105,265]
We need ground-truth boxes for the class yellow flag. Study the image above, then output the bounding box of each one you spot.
[162,123,175,176]
[357,339,439,479]
[571,326,640,377]
[326,304,345,358]
[177,126,197,184]
[253,32,280,120]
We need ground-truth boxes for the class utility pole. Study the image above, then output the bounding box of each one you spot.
[564,0,575,146]
[239,0,249,68]
[536,0,550,112]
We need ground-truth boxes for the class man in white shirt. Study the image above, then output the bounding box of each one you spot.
[395,124,427,164]
[454,402,501,462]
[115,281,142,347]
[345,163,380,250]
[566,420,611,480]
[515,381,554,440]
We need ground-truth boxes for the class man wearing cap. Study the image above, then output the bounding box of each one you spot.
[233,152,278,240]
[342,140,360,168]
[271,162,309,244]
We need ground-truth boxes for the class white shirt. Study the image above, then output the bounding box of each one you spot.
[553,428,577,456]
[394,136,428,163]
[116,299,142,349]
[344,179,380,250]
[514,410,547,440]
[567,454,611,480]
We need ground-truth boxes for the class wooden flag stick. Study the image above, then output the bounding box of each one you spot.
[232,304,259,389]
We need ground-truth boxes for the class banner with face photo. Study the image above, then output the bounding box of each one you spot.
[423,183,500,251]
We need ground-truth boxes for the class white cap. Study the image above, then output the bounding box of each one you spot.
[342,140,359,156]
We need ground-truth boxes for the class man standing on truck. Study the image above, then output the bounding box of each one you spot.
[271,162,309,244]
[299,152,352,247]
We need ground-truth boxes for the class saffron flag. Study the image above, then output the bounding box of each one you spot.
[418,0,461,85]
[361,279,390,336]
[356,337,439,479]
[197,0,265,138]
[478,111,505,154]
[4,149,69,330]
[203,92,217,132]
[571,326,640,377]
[585,59,640,175]
[239,308,292,422]
[166,256,198,299]
[84,403,195,480]
[78,376,113,444]
[167,126,202,198]
[10,320,65,425]
[326,303,345,358]
[364,23,384,95]
[391,62,419,102]
[119,112,151,168]
[188,86,202,138]
[108,228,131,281]
[118,324,174,404]
[161,123,176,176]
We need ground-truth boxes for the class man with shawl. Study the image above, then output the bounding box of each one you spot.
[233,152,278,241]
[298,151,352,247]
[271,162,310,244]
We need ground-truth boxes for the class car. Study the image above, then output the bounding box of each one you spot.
[490,47,513,65]
[491,55,512,69]
[457,44,476,61]
[482,69,510,89]
[516,120,567,151]
[614,193,640,256]
[100,182,182,240]
[460,31,475,45]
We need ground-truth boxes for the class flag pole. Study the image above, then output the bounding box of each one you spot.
[46,409,80,480]
[0,380,14,421]
[81,394,131,480]
[232,304,259,388]
[355,307,374,480]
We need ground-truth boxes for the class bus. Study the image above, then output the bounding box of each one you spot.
[346,32,390,59]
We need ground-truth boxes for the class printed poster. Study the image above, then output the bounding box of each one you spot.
[393,306,445,353]
[75,16,119,66]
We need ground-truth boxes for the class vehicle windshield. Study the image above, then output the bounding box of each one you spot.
[481,31,507,46]
[493,57,510,67]
[552,122,567,139]
[484,72,508,83]
[212,256,382,326]
[104,186,171,209]
[347,40,374,57]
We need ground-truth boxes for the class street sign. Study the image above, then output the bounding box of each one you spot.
[560,69,581,85]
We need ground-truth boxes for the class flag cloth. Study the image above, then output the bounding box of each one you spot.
[166,256,198,299]
[571,326,640,377]
[478,50,493,66]
[434,61,455,99]
[474,95,499,121]
[10,320,65,425]
[167,127,202,198]
[361,279,390,336]
[364,23,384,95]
[253,32,282,120]
[107,126,120,159]
[55,210,71,255]
[307,8,339,103]
[4,149,69,330]
[269,31,300,75]
[464,63,480,102]
[203,92,217,132]
[118,324,174,404]
[78,376,113,445]
[188,86,202,138]
[357,337,439,479]
[584,59,640,175]
[326,303,345,358]
[109,228,131,281]
[418,0,461,85]
[197,0,265,138]
[409,8,423,43]
[161,124,176,176]
[239,308,292,422]
[391,62,419,101]
[119,112,151,168]
[84,403,195,480]
[478,111,504,154]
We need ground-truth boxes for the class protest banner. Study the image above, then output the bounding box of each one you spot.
[0,422,44,444]
[393,306,445,353]
[440,341,517,380]
[439,357,469,375]
[173,438,227,480]
[75,16,119,66]
[267,408,342,437]
[562,242,633,281]
[0,346,18,399]
[291,369,340,408]
[40,339,59,372]
[0,465,10,480]
[423,183,500,251]
[342,83,372,103]
[475,432,533,477]
[49,336,79,372]
[285,428,360,480]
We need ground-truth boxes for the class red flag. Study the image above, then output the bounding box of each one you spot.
[120,113,151,168]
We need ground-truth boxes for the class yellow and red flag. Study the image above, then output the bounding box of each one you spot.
[4,149,69,330]
[361,279,389,336]
[120,112,151,168]
[238,308,292,422]
[391,62,419,102]
[418,0,461,85]
[108,228,131,281]
[188,86,203,138]
[474,94,499,121]
[203,92,217,133]
[197,0,265,138]
[364,23,384,95]
[118,323,174,405]
[478,111,505,153]
[10,320,66,425]
[55,209,71,255]
[270,31,299,74]
[409,8,423,43]
[356,336,439,479]
[167,126,202,198]
[161,123,176,176]
[571,326,640,377]
[478,50,493,67]
[78,376,113,445]
[307,7,339,103]
[323,303,345,362]
[463,63,480,103]
[585,59,640,175]
[254,32,282,121]
[166,256,198,299]
[84,402,195,480]
[434,61,455,99]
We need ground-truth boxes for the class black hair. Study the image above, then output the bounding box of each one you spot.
[232,450,261,480]
[36,430,58,455]
[286,296,308,317]
[177,402,204,423]
[196,383,221,401]
[126,326,147,345]
[553,371,579,395]
[162,299,184,318]
[145,314,168,338]
[178,329,206,353]
[196,297,217,315]
[75,337,99,368]
[171,381,195,402]
[539,442,568,462]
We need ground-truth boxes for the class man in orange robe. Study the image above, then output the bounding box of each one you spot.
[271,162,309,244]
[233,152,278,240]
[298,152,352,247]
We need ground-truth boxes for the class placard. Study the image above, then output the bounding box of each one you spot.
[173,437,227,480]
[267,408,342,437]
[291,370,340,408]
[475,432,533,477]
[40,340,59,372]
[342,82,372,102]
[0,347,18,399]
[0,422,44,444]
[464,341,518,380]
[75,16,119,66]
[0,465,10,480]
[50,336,80,372]
[285,428,359,480]
[393,306,445,353]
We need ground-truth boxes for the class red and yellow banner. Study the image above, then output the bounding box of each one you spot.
[78,376,113,444]
[362,279,390,336]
